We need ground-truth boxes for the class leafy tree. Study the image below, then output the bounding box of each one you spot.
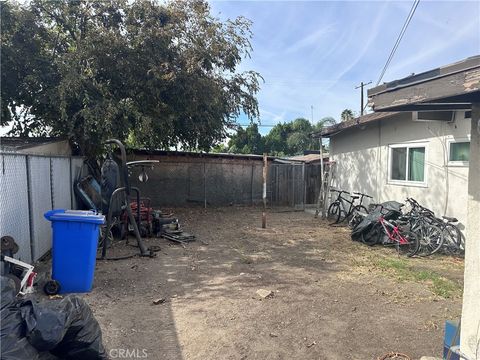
[211,143,229,153]
[286,118,313,154]
[228,123,264,154]
[1,0,261,158]
[264,122,292,156]
[285,117,336,155]
[226,116,336,156]
[314,117,336,131]
[341,109,354,122]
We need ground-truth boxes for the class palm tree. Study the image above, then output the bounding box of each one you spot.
[341,109,354,122]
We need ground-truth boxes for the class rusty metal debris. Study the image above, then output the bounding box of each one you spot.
[377,352,411,360]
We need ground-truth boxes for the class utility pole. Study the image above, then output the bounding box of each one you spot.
[355,81,372,116]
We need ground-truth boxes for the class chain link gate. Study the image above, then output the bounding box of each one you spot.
[0,153,84,262]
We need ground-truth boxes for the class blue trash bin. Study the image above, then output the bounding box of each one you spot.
[44,209,105,293]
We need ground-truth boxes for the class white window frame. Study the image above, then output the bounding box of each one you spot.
[387,142,428,187]
[447,137,470,167]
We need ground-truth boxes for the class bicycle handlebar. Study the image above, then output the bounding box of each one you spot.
[406,198,435,215]
[330,189,349,195]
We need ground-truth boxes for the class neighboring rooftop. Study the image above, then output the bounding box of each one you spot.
[368,55,480,112]
[129,148,276,161]
[0,137,66,150]
[284,153,329,163]
[313,112,400,138]
[0,137,72,156]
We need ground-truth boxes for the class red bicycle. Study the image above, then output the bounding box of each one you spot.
[361,205,420,257]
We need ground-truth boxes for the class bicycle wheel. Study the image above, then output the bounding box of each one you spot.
[348,205,368,229]
[442,223,464,255]
[361,224,382,246]
[327,202,341,222]
[416,224,444,257]
[336,208,348,224]
[396,230,419,257]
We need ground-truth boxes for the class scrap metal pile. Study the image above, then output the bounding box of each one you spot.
[73,139,195,260]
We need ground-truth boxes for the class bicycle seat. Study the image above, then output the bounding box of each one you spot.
[350,196,359,200]
[442,216,458,223]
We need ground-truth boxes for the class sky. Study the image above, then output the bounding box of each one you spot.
[209,0,480,134]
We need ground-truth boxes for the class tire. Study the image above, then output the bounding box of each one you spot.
[442,223,463,255]
[396,230,419,257]
[361,224,381,246]
[348,205,368,229]
[5,274,21,294]
[415,224,444,257]
[327,202,341,222]
[336,209,348,224]
[44,280,61,296]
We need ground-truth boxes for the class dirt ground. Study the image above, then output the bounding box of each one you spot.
[84,207,464,360]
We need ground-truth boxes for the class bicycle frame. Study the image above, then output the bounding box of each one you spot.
[378,216,410,245]
[338,193,355,214]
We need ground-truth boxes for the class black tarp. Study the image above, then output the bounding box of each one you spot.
[351,201,404,242]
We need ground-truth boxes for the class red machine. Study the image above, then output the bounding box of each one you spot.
[121,198,154,238]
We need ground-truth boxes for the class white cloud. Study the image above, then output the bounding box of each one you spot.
[285,24,336,54]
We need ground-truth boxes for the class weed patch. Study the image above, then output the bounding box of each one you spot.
[371,257,461,298]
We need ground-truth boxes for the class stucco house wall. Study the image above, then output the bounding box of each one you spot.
[329,110,470,231]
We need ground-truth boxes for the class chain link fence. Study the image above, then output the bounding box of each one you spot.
[0,153,84,262]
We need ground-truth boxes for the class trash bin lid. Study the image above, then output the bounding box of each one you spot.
[44,209,105,224]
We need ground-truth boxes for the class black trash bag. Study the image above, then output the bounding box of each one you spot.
[1,275,107,360]
[351,201,404,241]
[1,276,56,360]
[20,296,108,360]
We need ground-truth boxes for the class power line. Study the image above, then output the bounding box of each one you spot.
[376,0,420,86]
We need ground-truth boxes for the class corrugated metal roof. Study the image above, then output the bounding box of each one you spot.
[130,148,276,161]
[0,137,67,151]
[313,111,400,137]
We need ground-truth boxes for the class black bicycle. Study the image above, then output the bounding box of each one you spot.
[404,198,463,256]
[327,190,371,225]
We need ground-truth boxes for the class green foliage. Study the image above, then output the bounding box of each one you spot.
[227,116,335,155]
[341,109,354,122]
[373,257,461,298]
[228,123,265,154]
[1,0,261,158]
[264,122,292,156]
[286,118,314,154]
[211,143,229,153]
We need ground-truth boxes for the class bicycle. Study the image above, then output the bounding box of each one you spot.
[435,216,464,255]
[361,205,419,257]
[348,196,375,229]
[405,198,462,256]
[327,189,371,225]
[403,198,444,257]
